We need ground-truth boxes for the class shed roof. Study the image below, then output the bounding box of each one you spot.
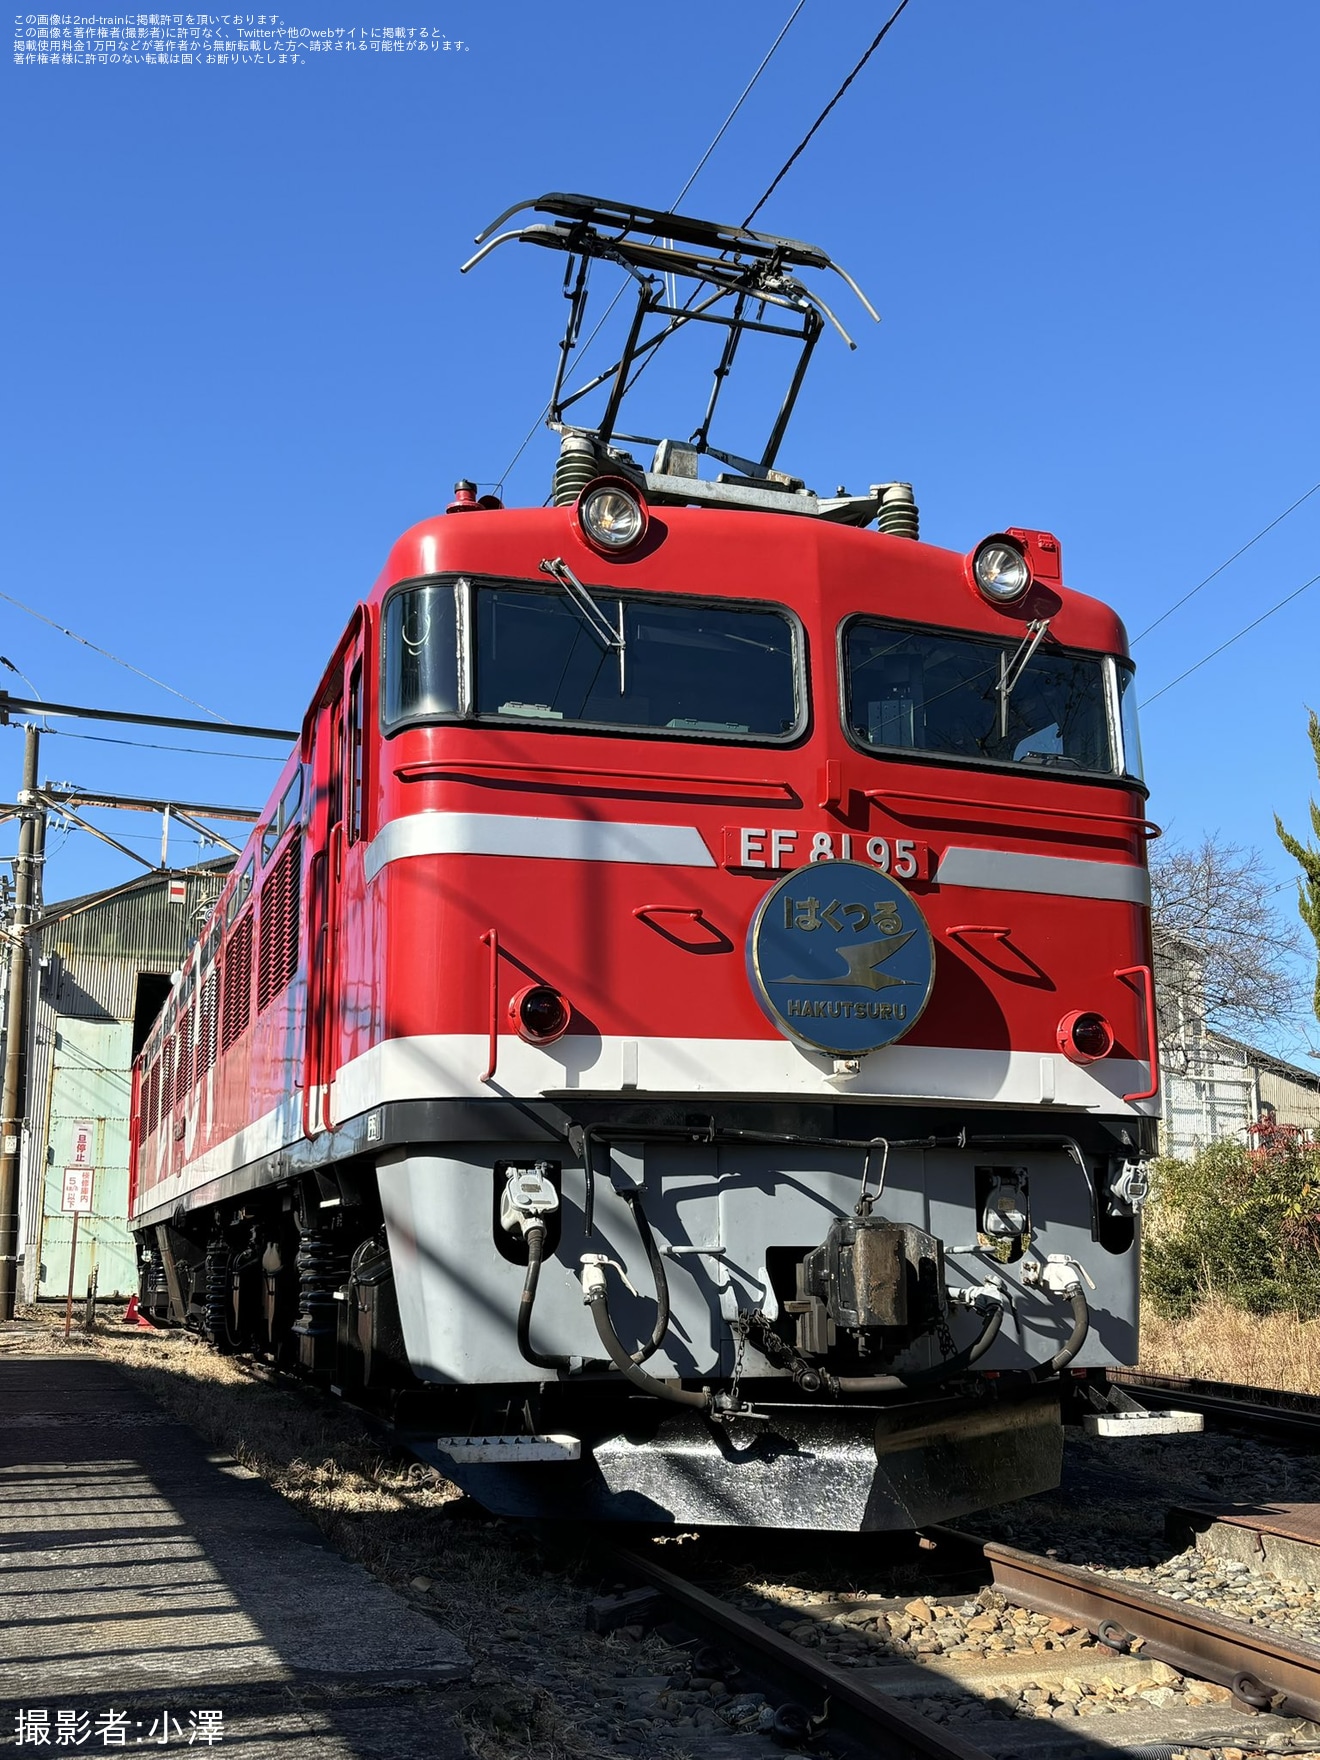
[1208,1029,1320,1094]
[36,861,234,1022]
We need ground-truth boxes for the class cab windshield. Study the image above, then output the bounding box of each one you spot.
[382,578,803,743]
[844,620,1135,778]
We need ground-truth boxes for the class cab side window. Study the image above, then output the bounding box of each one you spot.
[347,661,365,844]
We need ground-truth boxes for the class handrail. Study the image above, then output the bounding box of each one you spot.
[480,929,500,1084]
[865,787,1161,840]
[396,758,796,799]
[1114,963,1159,1102]
[632,903,732,955]
[301,922,325,1140]
[320,823,344,1134]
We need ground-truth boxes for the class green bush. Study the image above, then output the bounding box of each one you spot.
[1143,1136,1320,1320]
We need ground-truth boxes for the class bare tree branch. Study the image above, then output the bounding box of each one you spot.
[1150,834,1307,1045]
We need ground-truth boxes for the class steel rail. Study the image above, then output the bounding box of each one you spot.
[610,1546,996,1760]
[981,1538,1320,1723]
[1110,1370,1320,1444]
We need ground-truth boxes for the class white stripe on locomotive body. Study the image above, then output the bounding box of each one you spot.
[330,1034,1156,1117]
[363,810,1149,905]
[136,1090,300,1215]
[937,847,1151,906]
[363,811,717,881]
[137,1032,1158,1217]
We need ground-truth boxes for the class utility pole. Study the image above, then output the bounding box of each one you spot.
[0,725,43,1320]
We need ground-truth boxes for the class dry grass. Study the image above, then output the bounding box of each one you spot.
[1140,1294,1320,1394]
[3,1306,688,1760]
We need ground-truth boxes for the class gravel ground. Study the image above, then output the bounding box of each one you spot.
[12,1315,1320,1760]
[724,1422,1320,1760]
[1094,1552,1320,1645]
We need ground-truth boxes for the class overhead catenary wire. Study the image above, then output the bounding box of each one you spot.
[36,726,286,763]
[1133,479,1320,644]
[669,0,807,214]
[0,587,227,720]
[489,0,808,496]
[42,822,221,850]
[597,7,916,420]
[1140,569,1320,708]
[742,0,914,228]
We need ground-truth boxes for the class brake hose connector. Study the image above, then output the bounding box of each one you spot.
[948,1272,1010,1311]
[500,1164,559,1237]
[580,1253,637,1299]
[1022,1254,1093,1377]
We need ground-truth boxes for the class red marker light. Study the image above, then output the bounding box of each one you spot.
[1057,1010,1114,1064]
[509,984,570,1045]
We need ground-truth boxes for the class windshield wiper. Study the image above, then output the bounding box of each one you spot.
[538,556,626,693]
[997,617,1051,739]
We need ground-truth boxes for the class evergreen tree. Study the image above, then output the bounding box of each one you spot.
[1276,709,1320,1022]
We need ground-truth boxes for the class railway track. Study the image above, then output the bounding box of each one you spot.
[606,1541,990,1760]
[977,1537,1320,1725]
[602,1522,1320,1759]
[344,1360,1320,1754]
[1111,1371,1320,1446]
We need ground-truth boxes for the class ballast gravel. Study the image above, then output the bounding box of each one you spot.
[737,1423,1320,1760]
[743,1583,1320,1755]
[951,1423,1320,1670]
[1092,1551,1320,1644]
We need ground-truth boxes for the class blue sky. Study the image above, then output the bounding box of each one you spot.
[3,1,1318,1056]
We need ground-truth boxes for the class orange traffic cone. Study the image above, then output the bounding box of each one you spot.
[123,1294,155,1330]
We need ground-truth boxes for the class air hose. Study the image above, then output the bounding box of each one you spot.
[620,1190,670,1366]
[583,1261,711,1409]
[828,1300,1005,1396]
[582,1265,1004,1410]
[517,1221,574,1370]
[1032,1283,1090,1379]
[517,1192,673,1373]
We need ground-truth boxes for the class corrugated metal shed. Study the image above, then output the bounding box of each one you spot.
[17,861,232,1301]
[1159,1028,1320,1159]
[40,866,229,1022]
[1258,1063,1320,1131]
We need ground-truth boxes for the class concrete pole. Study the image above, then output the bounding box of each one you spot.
[0,725,42,1320]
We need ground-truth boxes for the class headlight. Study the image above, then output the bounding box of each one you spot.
[576,478,648,553]
[509,984,570,1045]
[972,537,1031,603]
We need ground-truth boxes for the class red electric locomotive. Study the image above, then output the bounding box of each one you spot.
[129,197,1156,1529]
